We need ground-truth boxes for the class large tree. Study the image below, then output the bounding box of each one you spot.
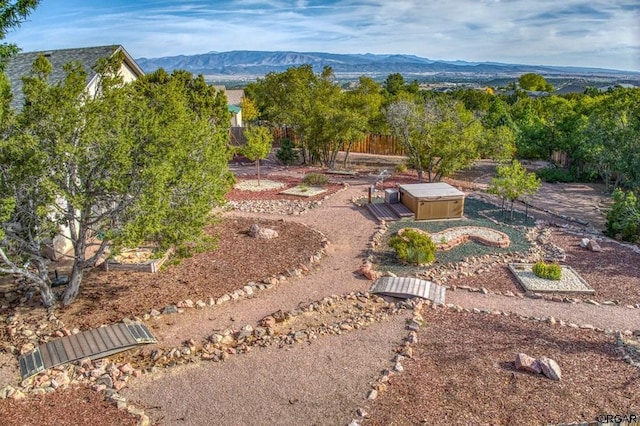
[0,54,232,307]
[250,65,381,168]
[385,97,483,182]
[518,73,553,92]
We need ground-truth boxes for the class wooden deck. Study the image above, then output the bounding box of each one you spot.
[365,202,402,222]
[389,202,414,218]
[19,321,156,379]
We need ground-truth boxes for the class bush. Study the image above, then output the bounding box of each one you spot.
[395,162,408,173]
[302,172,329,187]
[605,188,640,243]
[536,166,576,183]
[389,229,436,265]
[276,138,299,165]
[532,261,562,280]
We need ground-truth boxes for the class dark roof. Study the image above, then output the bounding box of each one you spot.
[4,45,143,110]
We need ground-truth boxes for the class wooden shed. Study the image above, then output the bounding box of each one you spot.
[398,183,465,220]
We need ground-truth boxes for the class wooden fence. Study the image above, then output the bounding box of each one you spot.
[230,126,403,156]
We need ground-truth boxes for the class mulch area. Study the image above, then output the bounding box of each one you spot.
[0,385,138,426]
[364,308,640,425]
[52,216,325,330]
[445,229,640,306]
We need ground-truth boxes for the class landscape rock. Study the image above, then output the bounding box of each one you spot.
[538,357,562,380]
[359,262,379,280]
[514,352,542,374]
[162,305,178,315]
[249,224,279,239]
[587,239,602,252]
[579,238,590,248]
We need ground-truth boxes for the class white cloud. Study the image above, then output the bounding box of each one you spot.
[4,0,639,70]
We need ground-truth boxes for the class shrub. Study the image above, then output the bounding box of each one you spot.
[389,229,436,265]
[302,172,329,187]
[605,188,640,243]
[532,261,562,280]
[536,166,576,183]
[395,162,408,173]
[276,138,299,165]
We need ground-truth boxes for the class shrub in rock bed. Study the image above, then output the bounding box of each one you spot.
[302,172,329,187]
[389,229,436,265]
[532,261,562,280]
[276,138,299,165]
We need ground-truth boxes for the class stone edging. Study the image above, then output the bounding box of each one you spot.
[398,226,511,250]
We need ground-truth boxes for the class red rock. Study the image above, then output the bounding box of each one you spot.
[119,363,134,375]
[515,353,542,374]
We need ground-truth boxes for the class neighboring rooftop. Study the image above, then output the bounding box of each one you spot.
[4,45,144,110]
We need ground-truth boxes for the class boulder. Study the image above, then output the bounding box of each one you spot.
[580,238,590,248]
[515,352,542,374]
[359,263,380,280]
[586,239,602,252]
[249,224,278,239]
[538,357,562,380]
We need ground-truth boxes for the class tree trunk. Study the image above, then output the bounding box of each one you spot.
[256,159,261,185]
[417,169,424,182]
[33,258,56,308]
[342,141,353,168]
[62,263,83,306]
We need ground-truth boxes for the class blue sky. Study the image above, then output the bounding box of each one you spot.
[5,0,640,71]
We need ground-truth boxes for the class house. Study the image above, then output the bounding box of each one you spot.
[215,86,244,127]
[4,45,145,259]
[5,45,145,111]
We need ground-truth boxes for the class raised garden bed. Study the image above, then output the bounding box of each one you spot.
[508,263,594,294]
[104,247,173,273]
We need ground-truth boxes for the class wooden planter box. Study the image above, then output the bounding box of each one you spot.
[104,248,173,273]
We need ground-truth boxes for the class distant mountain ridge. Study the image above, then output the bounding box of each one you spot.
[135,50,639,80]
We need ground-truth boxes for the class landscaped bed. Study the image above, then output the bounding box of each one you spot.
[225,174,343,202]
[364,307,640,425]
[1,217,326,334]
[375,198,533,276]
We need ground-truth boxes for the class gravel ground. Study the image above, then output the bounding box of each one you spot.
[124,313,410,426]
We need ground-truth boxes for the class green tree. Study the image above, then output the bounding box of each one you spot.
[383,73,406,96]
[0,55,232,307]
[240,96,259,123]
[385,97,483,182]
[251,66,381,168]
[518,73,553,92]
[487,159,541,220]
[605,188,639,242]
[242,125,273,184]
[0,0,40,66]
[579,88,640,190]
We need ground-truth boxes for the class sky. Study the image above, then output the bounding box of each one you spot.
[4,0,640,71]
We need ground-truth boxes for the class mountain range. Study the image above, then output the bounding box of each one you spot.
[135,50,640,84]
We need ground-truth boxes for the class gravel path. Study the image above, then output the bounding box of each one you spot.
[123,170,639,425]
[447,291,640,332]
[124,313,410,426]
